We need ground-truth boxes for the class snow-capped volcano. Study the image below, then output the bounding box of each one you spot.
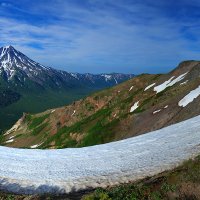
[0,46,45,69]
[0,45,50,80]
[0,45,134,132]
[0,45,134,85]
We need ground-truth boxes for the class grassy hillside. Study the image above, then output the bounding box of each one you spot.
[0,87,94,132]
[1,73,157,148]
[0,45,134,133]
[3,61,200,149]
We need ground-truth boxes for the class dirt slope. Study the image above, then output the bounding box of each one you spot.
[2,60,200,149]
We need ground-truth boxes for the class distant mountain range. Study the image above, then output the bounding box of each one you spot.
[0,45,134,132]
[3,60,200,149]
[0,46,133,90]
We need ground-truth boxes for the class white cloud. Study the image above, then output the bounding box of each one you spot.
[0,0,200,74]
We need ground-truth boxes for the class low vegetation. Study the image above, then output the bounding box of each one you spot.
[4,62,200,149]
[28,114,50,130]
[0,89,21,107]
[82,156,200,200]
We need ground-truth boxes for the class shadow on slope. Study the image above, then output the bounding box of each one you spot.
[0,179,93,200]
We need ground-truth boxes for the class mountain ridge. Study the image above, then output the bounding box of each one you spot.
[3,60,200,149]
[0,45,134,132]
[0,45,133,88]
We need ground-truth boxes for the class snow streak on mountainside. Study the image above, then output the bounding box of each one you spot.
[1,115,200,194]
[178,85,200,107]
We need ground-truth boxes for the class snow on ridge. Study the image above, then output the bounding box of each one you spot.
[101,74,112,81]
[30,143,43,149]
[51,109,55,113]
[153,109,161,114]
[101,74,118,83]
[4,125,18,136]
[178,85,200,107]
[130,101,139,112]
[71,110,76,116]
[1,115,200,194]
[5,139,14,143]
[180,80,188,85]
[70,73,79,80]
[154,77,174,93]
[154,72,188,93]
[144,83,156,91]
[129,86,134,91]
[0,46,50,79]
[152,105,168,114]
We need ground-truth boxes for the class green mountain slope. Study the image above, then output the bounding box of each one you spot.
[3,60,200,149]
[0,46,133,132]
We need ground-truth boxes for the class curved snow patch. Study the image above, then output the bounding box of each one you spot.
[5,139,14,144]
[154,72,188,93]
[130,101,139,112]
[144,83,155,91]
[153,109,161,114]
[178,85,200,107]
[4,124,19,136]
[180,80,188,85]
[1,115,200,194]
[129,86,134,91]
[71,110,76,116]
[30,143,43,149]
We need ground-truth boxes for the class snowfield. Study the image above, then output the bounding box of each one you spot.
[144,83,155,91]
[129,86,134,91]
[30,143,43,149]
[178,85,200,107]
[154,72,188,93]
[1,115,200,194]
[180,80,188,85]
[130,101,139,112]
[153,109,161,114]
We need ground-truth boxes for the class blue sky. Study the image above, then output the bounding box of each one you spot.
[1,0,200,74]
